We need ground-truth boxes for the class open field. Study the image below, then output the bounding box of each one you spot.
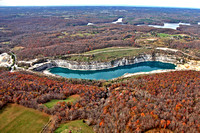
[0,104,50,133]
[157,33,190,38]
[62,47,150,62]
[55,120,94,133]
[44,95,80,108]
[84,47,138,54]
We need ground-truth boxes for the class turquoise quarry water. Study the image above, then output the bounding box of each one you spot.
[49,61,176,80]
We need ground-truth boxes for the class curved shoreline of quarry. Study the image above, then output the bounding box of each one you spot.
[29,49,182,71]
[48,61,176,80]
[9,47,200,80]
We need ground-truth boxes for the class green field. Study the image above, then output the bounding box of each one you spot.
[55,120,94,133]
[157,33,190,38]
[84,47,136,54]
[64,47,150,62]
[44,95,80,108]
[0,41,10,45]
[0,104,49,133]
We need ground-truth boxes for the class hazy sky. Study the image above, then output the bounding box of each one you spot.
[0,0,200,8]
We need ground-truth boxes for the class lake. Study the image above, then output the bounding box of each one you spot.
[49,61,176,80]
[112,18,123,24]
[138,22,190,30]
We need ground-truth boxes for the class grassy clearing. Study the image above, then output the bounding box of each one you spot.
[66,47,150,62]
[137,32,192,48]
[0,104,49,133]
[44,95,80,108]
[55,120,94,133]
[157,33,171,37]
[12,46,24,51]
[1,41,10,45]
[84,47,136,54]
[157,33,190,38]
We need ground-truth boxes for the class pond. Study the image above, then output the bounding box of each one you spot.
[112,18,123,24]
[49,61,176,80]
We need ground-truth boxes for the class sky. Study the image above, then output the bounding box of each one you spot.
[0,0,200,9]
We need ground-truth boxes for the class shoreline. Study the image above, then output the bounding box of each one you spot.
[42,60,200,81]
[113,62,200,80]
[41,62,174,80]
[114,69,178,80]
[42,65,199,81]
[3,47,199,80]
[11,61,199,82]
[45,67,178,81]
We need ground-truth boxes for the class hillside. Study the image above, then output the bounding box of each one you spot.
[0,70,199,132]
[0,104,49,133]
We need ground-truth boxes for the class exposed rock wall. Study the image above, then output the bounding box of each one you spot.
[53,54,178,70]
[29,53,181,71]
[31,61,57,71]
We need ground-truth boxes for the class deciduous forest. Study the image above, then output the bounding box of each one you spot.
[0,6,200,133]
[0,70,199,132]
[0,7,200,60]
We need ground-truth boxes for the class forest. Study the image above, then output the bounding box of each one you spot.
[0,7,200,60]
[0,6,200,133]
[0,69,199,132]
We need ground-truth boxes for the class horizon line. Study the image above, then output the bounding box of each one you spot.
[0,5,200,9]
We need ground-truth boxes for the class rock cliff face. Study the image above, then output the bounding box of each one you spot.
[31,61,56,71]
[30,53,181,71]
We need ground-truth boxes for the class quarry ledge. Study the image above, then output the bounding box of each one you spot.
[29,53,181,71]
